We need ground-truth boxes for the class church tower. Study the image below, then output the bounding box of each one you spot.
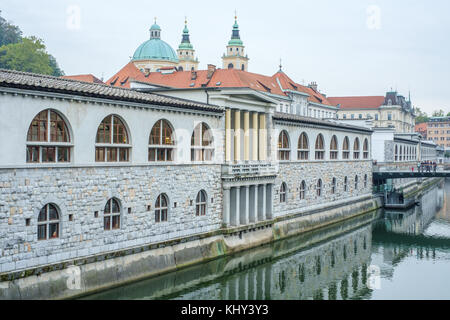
[176,18,199,71]
[222,14,249,71]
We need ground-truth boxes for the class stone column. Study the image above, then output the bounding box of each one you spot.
[252,112,259,161]
[233,186,240,226]
[249,185,257,223]
[244,111,250,161]
[243,185,249,225]
[259,113,266,161]
[261,184,267,221]
[223,186,230,226]
[225,108,232,162]
[234,110,241,162]
[266,184,273,219]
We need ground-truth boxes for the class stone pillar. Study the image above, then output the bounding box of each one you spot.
[261,184,267,221]
[244,111,250,161]
[243,185,250,225]
[234,110,241,162]
[233,186,240,226]
[249,185,257,223]
[259,113,266,161]
[225,108,232,162]
[252,112,259,161]
[223,186,230,226]
[266,184,273,219]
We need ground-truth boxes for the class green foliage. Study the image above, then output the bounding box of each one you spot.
[414,107,429,124]
[0,11,22,46]
[0,12,64,76]
[432,109,445,117]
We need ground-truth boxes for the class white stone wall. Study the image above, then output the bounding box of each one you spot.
[0,164,222,273]
[274,161,373,217]
[0,93,224,167]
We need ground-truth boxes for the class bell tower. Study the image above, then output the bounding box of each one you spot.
[222,13,249,71]
[176,18,199,71]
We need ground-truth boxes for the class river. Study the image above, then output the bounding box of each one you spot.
[82,178,450,300]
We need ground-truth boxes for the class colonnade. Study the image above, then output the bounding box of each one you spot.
[221,265,272,300]
[225,108,267,162]
[223,183,273,226]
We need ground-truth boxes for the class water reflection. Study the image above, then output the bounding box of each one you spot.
[83,179,450,300]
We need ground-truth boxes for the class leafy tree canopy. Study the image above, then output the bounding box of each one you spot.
[0,11,64,76]
[0,11,22,46]
[432,109,445,117]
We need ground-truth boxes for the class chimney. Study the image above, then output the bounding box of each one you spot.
[207,64,216,79]
[308,81,318,92]
[191,70,197,80]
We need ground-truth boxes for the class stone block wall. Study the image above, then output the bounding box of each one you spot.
[0,164,222,273]
[274,160,373,217]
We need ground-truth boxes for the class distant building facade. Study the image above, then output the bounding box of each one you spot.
[330,92,416,134]
[427,116,450,148]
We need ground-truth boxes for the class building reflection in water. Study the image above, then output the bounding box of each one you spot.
[82,180,448,300]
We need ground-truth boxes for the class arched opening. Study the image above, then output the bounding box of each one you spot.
[297,132,309,160]
[191,122,214,161]
[315,134,325,160]
[27,109,71,163]
[278,130,290,160]
[149,119,175,162]
[95,115,130,162]
[37,203,60,240]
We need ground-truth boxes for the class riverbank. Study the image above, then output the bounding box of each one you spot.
[0,177,442,299]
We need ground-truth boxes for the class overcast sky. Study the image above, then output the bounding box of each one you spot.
[2,0,449,114]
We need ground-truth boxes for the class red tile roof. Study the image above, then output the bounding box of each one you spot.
[327,96,385,109]
[61,74,104,84]
[106,63,333,106]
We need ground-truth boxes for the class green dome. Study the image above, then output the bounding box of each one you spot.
[150,23,161,31]
[132,38,179,63]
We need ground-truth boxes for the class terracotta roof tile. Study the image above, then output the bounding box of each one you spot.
[61,74,104,84]
[328,96,385,109]
[0,68,223,113]
[107,63,333,106]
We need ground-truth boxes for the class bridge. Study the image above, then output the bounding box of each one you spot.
[373,171,450,180]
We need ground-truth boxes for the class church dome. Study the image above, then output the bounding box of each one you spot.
[132,22,179,63]
[132,39,179,63]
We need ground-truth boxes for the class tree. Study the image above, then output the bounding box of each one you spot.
[0,11,64,76]
[0,37,56,75]
[0,11,22,46]
[432,109,444,117]
[447,112,450,117]
[414,107,429,124]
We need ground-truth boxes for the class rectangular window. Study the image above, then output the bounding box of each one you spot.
[26,146,40,163]
[42,147,56,163]
[107,148,117,162]
[95,147,105,162]
[37,224,47,240]
[57,147,70,162]
[119,148,129,162]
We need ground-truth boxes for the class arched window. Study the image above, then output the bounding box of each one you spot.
[155,194,169,222]
[241,64,245,71]
[315,134,325,160]
[95,115,130,162]
[297,132,309,160]
[278,131,290,160]
[191,123,214,161]
[299,181,306,200]
[353,138,360,159]
[395,145,398,162]
[280,183,287,203]
[26,109,71,163]
[331,177,336,194]
[178,66,184,71]
[363,138,369,159]
[228,63,234,69]
[104,198,121,230]
[196,190,207,216]
[364,174,368,188]
[344,176,348,192]
[343,137,350,159]
[355,175,359,190]
[37,203,60,240]
[149,119,175,162]
[316,179,322,197]
[330,135,338,159]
